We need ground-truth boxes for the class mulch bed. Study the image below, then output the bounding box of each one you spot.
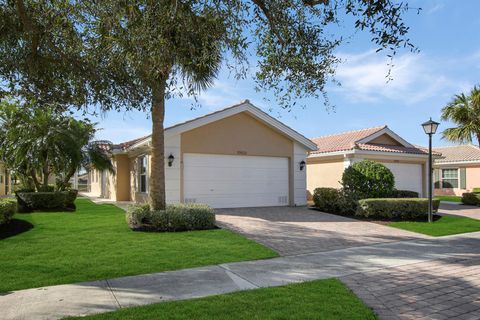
[0,219,34,240]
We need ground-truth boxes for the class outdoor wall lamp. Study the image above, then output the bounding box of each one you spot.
[299,160,306,171]
[168,154,175,167]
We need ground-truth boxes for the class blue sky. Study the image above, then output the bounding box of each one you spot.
[89,0,480,148]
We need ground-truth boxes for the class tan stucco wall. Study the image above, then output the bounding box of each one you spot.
[181,112,295,204]
[369,134,403,146]
[114,154,131,201]
[306,159,344,193]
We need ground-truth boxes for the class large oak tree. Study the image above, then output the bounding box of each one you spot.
[0,0,419,210]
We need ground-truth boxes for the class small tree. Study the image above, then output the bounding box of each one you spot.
[0,99,113,191]
[441,86,480,146]
[341,160,395,199]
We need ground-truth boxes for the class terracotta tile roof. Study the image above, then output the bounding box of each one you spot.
[433,145,480,163]
[114,135,150,150]
[310,125,430,156]
[310,126,386,154]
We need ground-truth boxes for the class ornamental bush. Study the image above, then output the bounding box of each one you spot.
[0,198,17,225]
[15,190,78,212]
[126,203,216,232]
[472,187,480,194]
[312,187,357,215]
[356,198,440,220]
[342,160,395,199]
[391,189,419,198]
[461,192,480,206]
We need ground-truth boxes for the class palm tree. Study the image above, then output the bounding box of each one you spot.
[441,86,480,146]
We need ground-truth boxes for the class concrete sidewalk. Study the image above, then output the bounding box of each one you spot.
[1,231,479,320]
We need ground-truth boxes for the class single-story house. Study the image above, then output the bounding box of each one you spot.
[0,161,11,196]
[307,125,440,197]
[87,100,317,208]
[433,144,480,196]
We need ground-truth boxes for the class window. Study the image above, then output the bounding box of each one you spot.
[138,156,148,193]
[442,168,458,188]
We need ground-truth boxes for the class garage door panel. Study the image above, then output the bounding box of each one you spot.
[184,154,289,208]
[382,162,423,195]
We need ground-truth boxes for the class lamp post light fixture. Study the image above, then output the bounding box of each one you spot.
[421,118,440,223]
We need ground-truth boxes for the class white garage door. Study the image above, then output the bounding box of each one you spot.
[382,162,423,196]
[184,153,289,208]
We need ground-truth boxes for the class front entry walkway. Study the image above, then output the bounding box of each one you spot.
[216,207,426,256]
[1,232,479,320]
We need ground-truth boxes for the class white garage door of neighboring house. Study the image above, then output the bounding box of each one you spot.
[183,153,289,208]
[382,162,423,196]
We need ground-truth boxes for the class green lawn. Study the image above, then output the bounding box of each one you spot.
[434,195,462,203]
[67,279,377,320]
[0,199,277,292]
[389,215,480,236]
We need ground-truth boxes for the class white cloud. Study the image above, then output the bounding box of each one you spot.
[333,50,471,105]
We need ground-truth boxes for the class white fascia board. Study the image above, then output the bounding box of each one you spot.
[354,150,432,159]
[357,127,413,148]
[434,160,480,166]
[307,150,355,158]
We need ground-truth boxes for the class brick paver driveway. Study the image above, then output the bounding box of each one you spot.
[215,206,424,256]
[439,203,480,220]
[341,255,480,320]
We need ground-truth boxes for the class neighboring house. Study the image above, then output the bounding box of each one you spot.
[86,100,317,208]
[0,161,11,196]
[307,125,439,197]
[433,145,480,196]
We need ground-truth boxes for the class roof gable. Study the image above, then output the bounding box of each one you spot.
[310,125,427,157]
[116,100,317,152]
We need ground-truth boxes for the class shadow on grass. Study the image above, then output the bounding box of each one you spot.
[0,219,34,240]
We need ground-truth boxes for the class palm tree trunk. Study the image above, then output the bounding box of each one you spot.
[149,79,167,210]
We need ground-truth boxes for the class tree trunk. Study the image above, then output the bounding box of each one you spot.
[477,132,480,147]
[149,78,168,210]
[30,169,41,192]
[60,166,77,191]
[42,160,49,191]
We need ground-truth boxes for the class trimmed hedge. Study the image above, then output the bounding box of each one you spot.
[0,198,17,225]
[461,192,480,206]
[15,190,78,212]
[356,198,441,220]
[126,203,216,232]
[312,187,357,215]
[391,190,419,198]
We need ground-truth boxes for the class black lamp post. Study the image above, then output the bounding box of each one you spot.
[421,118,440,223]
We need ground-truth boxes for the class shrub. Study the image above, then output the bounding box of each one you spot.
[461,192,480,206]
[15,190,78,212]
[342,160,395,199]
[313,188,342,213]
[472,187,480,194]
[126,203,216,232]
[356,198,440,220]
[0,198,17,225]
[312,187,357,215]
[391,190,419,198]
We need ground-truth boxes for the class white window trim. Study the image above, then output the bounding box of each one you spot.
[138,155,149,194]
[440,167,459,189]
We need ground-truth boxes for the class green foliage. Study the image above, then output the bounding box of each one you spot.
[15,190,78,212]
[391,190,419,198]
[0,198,17,225]
[342,160,395,199]
[356,198,440,220]
[0,100,113,191]
[441,86,480,145]
[312,187,357,215]
[461,192,480,206]
[127,203,216,232]
[472,187,480,193]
